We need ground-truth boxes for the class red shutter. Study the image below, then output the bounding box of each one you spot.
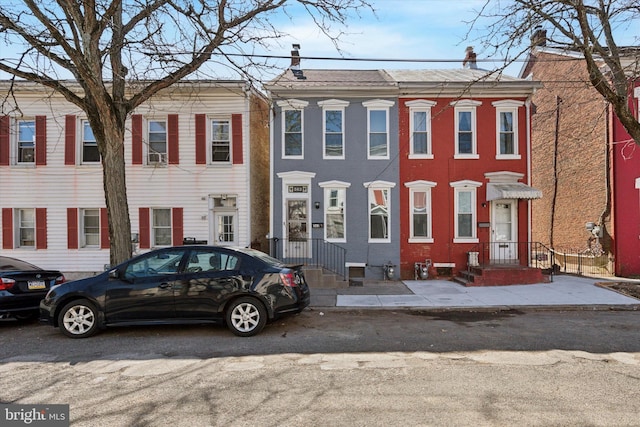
[139,207,150,249]
[168,114,179,165]
[65,115,76,165]
[35,208,47,249]
[100,208,110,249]
[2,208,13,249]
[67,208,78,249]
[35,116,47,166]
[0,116,9,166]
[195,114,207,165]
[132,114,143,165]
[232,114,243,165]
[172,207,183,246]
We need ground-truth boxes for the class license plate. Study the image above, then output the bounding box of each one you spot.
[27,280,46,290]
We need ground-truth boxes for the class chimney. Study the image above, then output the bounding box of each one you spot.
[531,26,547,47]
[463,46,477,69]
[291,44,301,69]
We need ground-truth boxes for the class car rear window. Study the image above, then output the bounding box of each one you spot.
[232,248,286,268]
[0,257,39,271]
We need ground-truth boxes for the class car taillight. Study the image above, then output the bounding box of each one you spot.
[0,277,16,291]
[280,272,297,287]
[55,275,65,285]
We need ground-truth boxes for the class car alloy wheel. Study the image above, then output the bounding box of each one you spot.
[226,297,267,337]
[59,299,98,338]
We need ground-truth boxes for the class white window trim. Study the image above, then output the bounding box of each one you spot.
[151,207,172,248]
[145,118,168,166]
[363,100,394,160]
[450,180,482,243]
[15,208,35,249]
[277,99,308,160]
[319,180,351,243]
[209,116,233,165]
[493,100,523,160]
[406,100,436,159]
[80,208,101,248]
[13,118,36,167]
[318,99,349,160]
[364,180,395,243]
[451,100,481,159]
[405,180,437,243]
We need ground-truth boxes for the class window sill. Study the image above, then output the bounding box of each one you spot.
[409,154,434,160]
[453,154,480,160]
[409,238,434,243]
[453,238,479,244]
[368,239,391,243]
[496,154,521,160]
[282,156,304,160]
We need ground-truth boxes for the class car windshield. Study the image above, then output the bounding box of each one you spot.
[0,257,40,271]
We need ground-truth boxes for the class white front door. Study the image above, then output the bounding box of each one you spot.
[214,212,237,245]
[285,198,310,258]
[491,200,518,262]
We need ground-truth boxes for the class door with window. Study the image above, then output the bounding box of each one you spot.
[285,198,310,259]
[208,195,238,246]
[491,200,518,263]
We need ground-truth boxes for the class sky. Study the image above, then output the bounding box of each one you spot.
[1,0,638,82]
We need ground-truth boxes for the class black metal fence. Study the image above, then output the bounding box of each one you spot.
[468,241,614,277]
[267,238,347,280]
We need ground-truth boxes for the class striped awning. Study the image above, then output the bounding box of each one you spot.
[487,183,542,201]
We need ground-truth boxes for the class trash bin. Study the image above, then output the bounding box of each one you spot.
[468,251,479,267]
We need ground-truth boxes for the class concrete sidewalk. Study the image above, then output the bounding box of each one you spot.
[309,275,640,310]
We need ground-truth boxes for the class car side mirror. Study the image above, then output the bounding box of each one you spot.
[108,269,120,279]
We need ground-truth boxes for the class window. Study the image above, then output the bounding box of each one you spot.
[405,180,437,242]
[152,208,172,246]
[148,120,167,164]
[364,181,395,242]
[450,180,482,243]
[278,100,308,159]
[186,249,240,272]
[81,120,100,163]
[493,100,523,159]
[363,100,394,159]
[318,100,349,159]
[211,119,230,162]
[18,208,35,247]
[406,100,436,158]
[451,100,481,159]
[319,180,350,242]
[17,120,35,163]
[81,209,100,247]
[124,248,186,279]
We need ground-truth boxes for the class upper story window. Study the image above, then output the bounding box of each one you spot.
[364,180,395,243]
[406,100,436,159]
[318,100,349,159]
[277,99,308,159]
[450,180,482,243]
[405,180,437,243]
[451,100,482,159]
[152,208,172,247]
[319,180,351,242]
[81,120,100,163]
[17,120,35,164]
[147,120,167,165]
[492,100,523,159]
[363,100,394,160]
[211,119,231,163]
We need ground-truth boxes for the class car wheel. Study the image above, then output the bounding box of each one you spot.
[225,297,267,337]
[58,299,99,338]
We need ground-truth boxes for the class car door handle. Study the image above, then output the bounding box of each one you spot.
[158,283,172,289]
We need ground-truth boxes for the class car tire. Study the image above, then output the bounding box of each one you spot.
[225,297,267,337]
[58,299,99,338]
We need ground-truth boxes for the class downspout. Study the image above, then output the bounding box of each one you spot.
[526,99,532,246]
[550,96,562,248]
[598,103,612,256]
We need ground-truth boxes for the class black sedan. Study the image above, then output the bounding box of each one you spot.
[40,245,310,338]
[1,256,65,321]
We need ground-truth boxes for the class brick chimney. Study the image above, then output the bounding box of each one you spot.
[531,26,547,47]
[463,46,477,69]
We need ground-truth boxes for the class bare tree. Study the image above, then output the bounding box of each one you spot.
[0,0,371,266]
[471,0,640,144]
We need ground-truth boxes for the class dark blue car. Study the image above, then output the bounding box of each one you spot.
[40,246,310,338]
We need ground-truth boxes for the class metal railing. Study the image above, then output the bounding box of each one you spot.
[267,237,347,280]
[467,241,614,277]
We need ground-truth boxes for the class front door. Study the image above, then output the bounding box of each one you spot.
[491,200,518,263]
[285,198,310,259]
[214,212,237,245]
